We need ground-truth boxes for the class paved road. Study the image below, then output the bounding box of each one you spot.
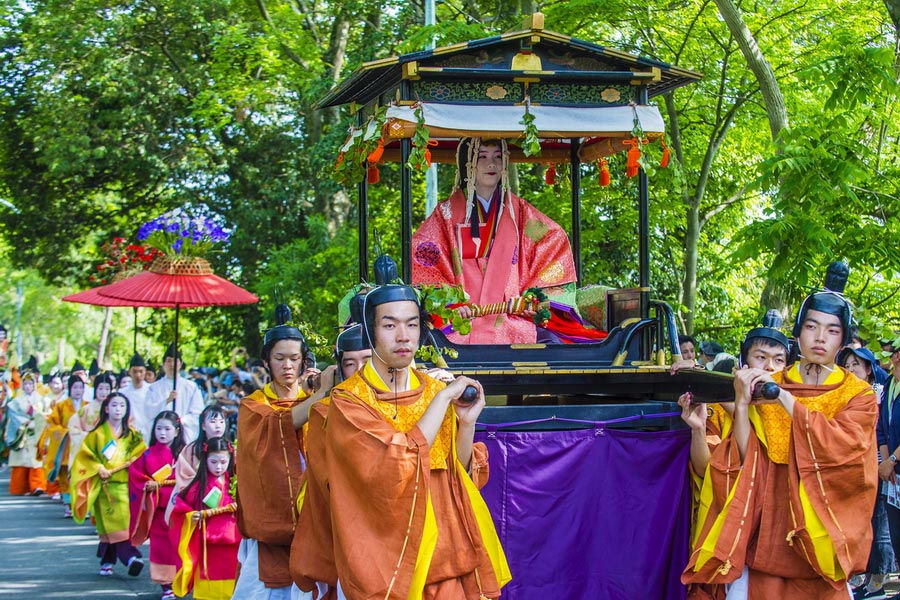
[0,468,170,599]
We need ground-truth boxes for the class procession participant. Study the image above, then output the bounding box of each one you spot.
[88,359,100,387]
[67,372,110,472]
[71,392,147,577]
[40,373,65,498]
[6,371,48,495]
[678,310,791,479]
[412,137,577,344]
[0,368,10,469]
[145,361,158,385]
[129,411,185,600]
[118,370,132,391]
[164,404,228,524]
[0,324,7,368]
[46,373,65,405]
[170,436,239,600]
[233,305,336,599]
[335,324,370,382]
[682,262,878,599]
[145,344,205,442]
[120,352,152,441]
[39,373,72,506]
[292,284,510,599]
[44,375,90,516]
[70,359,94,401]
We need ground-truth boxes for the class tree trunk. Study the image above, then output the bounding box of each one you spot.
[713,0,788,141]
[97,307,113,367]
[884,0,900,29]
[682,205,700,334]
[715,0,790,315]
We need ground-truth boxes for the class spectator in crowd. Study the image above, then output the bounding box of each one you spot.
[839,346,895,600]
[698,341,724,368]
[876,339,900,600]
[678,334,698,364]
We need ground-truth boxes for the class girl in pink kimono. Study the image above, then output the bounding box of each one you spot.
[170,436,239,600]
[164,404,227,524]
[129,411,185,600]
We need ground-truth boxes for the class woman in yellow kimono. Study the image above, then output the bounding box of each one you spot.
[71,392,147,577]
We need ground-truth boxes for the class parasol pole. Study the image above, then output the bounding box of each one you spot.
[133,307,138,354]
[173,303,179,391]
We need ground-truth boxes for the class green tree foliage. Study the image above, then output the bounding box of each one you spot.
[1,0,899,362]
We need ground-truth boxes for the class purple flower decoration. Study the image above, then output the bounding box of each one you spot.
[137,206,231,257]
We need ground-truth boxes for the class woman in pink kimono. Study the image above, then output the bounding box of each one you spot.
[412,137,577,344]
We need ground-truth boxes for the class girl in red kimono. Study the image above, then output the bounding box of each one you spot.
[129,411,185,600]
[170,436,239,600]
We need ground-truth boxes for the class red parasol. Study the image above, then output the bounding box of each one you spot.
[95,267,257,307]
[71,256,258,388]
[62,284,177,355]
[63,286,177,308]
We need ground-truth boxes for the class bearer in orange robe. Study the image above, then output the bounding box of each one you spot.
[292,284,510,598]
[682,262,878,598]
[233,304,335,599]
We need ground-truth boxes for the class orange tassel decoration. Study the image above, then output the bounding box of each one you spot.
[660,138,670,168]
[598,159,610,187]
[424,139,439,167]
[367,137,385,164]
[625,137,641,178]
[545,163,557,185]
[367,164,380,184]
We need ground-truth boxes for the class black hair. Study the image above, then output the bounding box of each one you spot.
[180,436,234,509]
[745,337,788,354]
[712,358,736,374]
[67,375,85,396]
[191,404,229,462]
[91,392,134,437]
[150,410,186,459]
[94,372,116,398]
[678,334,696,346]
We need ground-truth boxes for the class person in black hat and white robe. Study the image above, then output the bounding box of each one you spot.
[144,344,204,442]
[120,353,153,442]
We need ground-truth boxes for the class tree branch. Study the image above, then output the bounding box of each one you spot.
[256,0,310,69]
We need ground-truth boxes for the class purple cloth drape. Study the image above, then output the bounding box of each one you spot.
[476,426,692,599]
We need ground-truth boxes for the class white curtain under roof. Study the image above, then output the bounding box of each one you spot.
[385,103,665,137]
